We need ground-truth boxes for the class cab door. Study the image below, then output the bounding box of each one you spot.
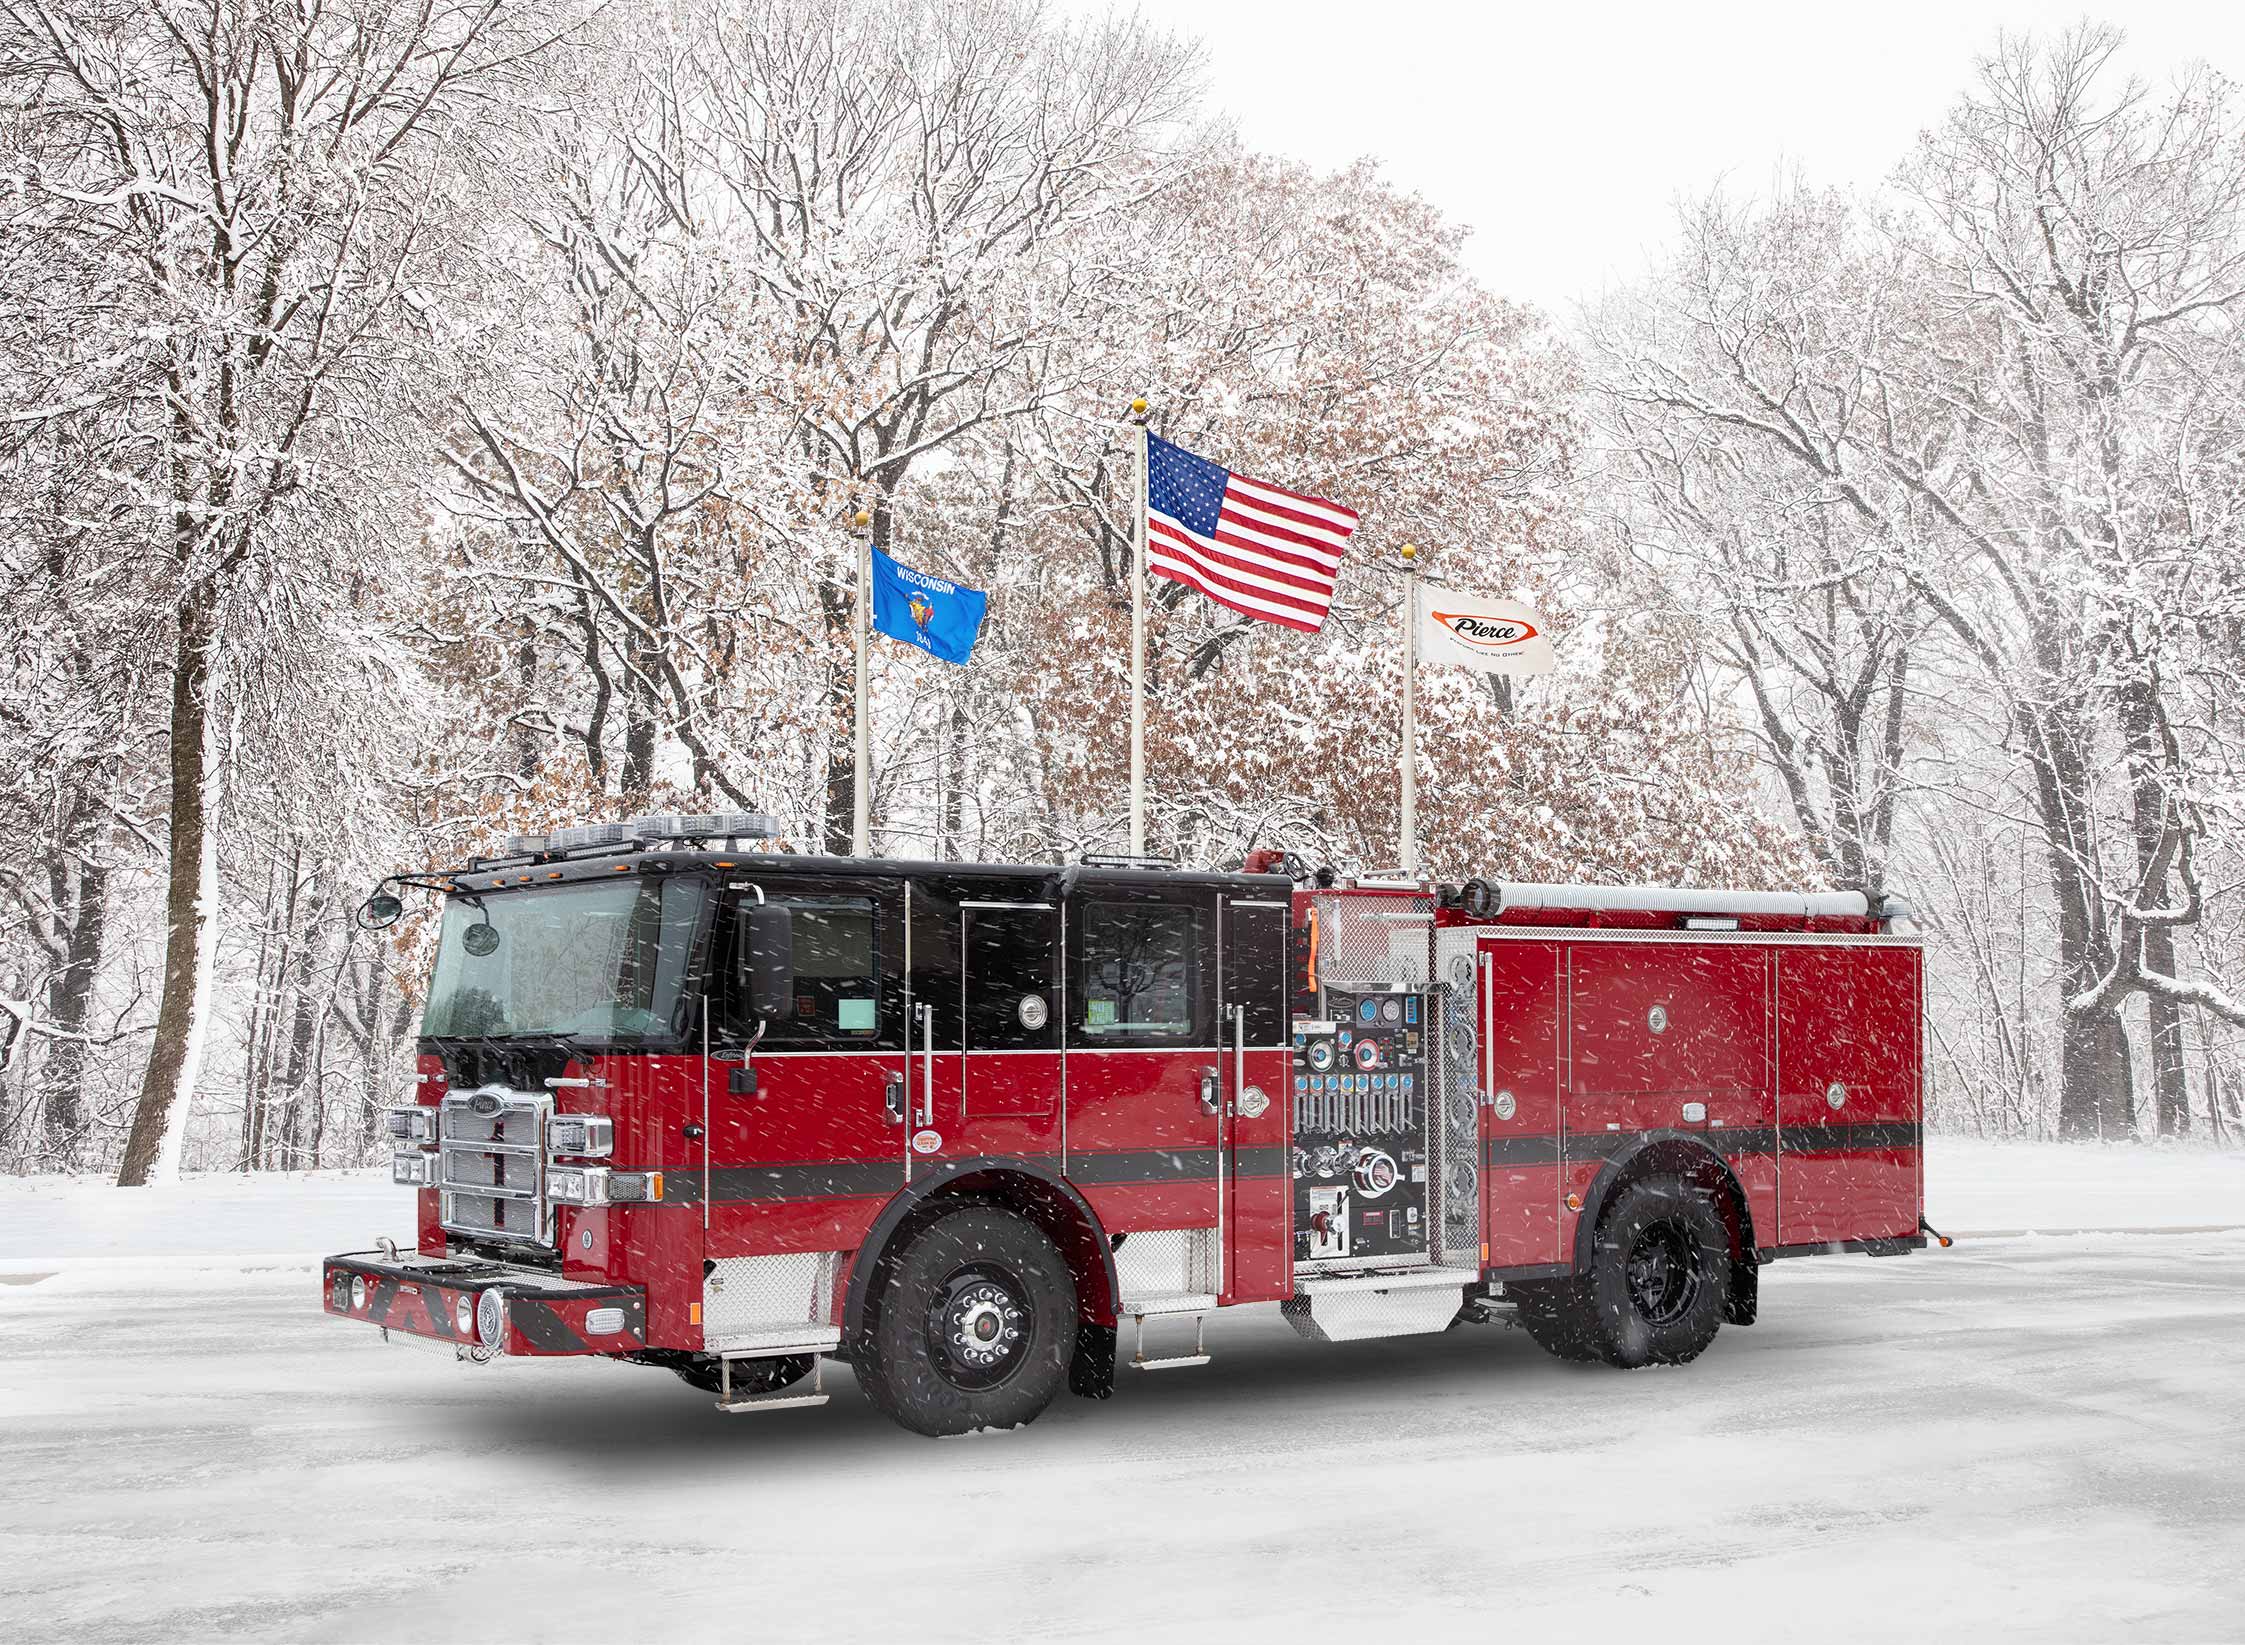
[958,898,1062,1158]
[904,877,1062,1173]
[1218,893,1292,1303]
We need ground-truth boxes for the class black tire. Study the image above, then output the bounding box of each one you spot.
[854,1204,1077,1438]
[1582,1174,1730,1367]
[668,1353,812,1398]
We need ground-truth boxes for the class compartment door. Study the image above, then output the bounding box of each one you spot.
[1479,939,1561,1270]
[1776,946,1922,1245]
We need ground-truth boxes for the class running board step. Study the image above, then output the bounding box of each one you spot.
[715,1356,831,1414]
[1118,1292,1218,1318]
[716,1391,831,1414]
[1283,1265,1480,1344]
[1128,1309,1210,1371]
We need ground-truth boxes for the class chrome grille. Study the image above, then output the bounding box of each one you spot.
[436,1088,552,1247]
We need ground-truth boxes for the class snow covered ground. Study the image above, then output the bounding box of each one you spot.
[2,1143,2240,1643]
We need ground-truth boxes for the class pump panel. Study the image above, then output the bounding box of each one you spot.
[1290,989,1431,1270]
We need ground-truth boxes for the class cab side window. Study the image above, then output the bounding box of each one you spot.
[729,895,884,1045]
[1076,899,1205,1046]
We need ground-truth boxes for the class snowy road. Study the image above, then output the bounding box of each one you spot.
[3,1162,2242,1643]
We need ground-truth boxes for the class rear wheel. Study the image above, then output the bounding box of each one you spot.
[1512,1174,1730,1369]
[1584,1175,1730,1367]
[854,1204,1077,1437]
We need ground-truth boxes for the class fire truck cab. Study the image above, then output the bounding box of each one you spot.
[327,814,1928,1436]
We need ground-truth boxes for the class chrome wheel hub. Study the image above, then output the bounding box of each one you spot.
[927,1267,1033,1390]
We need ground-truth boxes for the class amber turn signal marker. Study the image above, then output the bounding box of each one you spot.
[689,1301,702,1326]
[1565,1192,1584,1213]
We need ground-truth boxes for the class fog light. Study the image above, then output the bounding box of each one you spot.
[454,1296,475,1335]
[350,1276,368,1310]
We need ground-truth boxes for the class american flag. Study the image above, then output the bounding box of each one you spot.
[1144,433,1358,632]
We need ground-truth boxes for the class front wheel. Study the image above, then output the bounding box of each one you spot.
[854,1204,1077,1437]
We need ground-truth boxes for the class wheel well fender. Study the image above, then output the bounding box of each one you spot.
[1569,1131,1758,1280]
[841,1158,1120,1346]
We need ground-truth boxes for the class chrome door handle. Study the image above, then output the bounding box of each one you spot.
[918,1004,934,1126]
[1198,1066,1220,1115]
[885,1072,905,1124]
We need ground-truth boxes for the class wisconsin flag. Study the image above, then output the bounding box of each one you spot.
[870,546,987,666]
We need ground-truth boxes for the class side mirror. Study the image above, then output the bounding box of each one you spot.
[741,904,794,1020]
[358,892,405,930]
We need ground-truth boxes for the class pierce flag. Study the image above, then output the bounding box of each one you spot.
[1415,584,1554,675]
[870,545,986,666]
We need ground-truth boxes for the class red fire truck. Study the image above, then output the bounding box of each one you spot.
[328,813,1932,1436]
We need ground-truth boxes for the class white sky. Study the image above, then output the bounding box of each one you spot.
[1086,1,2245,314]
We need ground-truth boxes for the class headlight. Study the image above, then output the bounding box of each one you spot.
[454,1296,475,1335]
[547,1115,613,1157]
[476,1288,506,1346]
[383,1105,437,1141]
[546,1166,603,1205]
[390,1148,437,1187]
[350,1276,368,1310]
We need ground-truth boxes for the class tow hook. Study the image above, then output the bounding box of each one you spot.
[1919,1214,1954,1249]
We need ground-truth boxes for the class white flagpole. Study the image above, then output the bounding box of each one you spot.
[1399,542,1419,878]
[852,507,872,857]
[1127,397,1149,855]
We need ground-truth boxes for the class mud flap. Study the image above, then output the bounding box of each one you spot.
[1724,1256,1759,1327]
[1069,1321,1116,1399]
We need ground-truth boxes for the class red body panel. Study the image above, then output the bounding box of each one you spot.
[1473,930,1920,1268]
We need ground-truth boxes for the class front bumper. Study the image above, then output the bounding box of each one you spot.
[322,1251,647,1358]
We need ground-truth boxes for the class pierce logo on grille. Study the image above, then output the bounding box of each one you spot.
[470,1092,503,1117]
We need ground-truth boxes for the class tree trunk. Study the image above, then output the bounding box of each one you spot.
[620,668,657,802]
[2144,924,2190,1136]
[117,588,223,1187]
[39,848,110,1167]
[2056,999,2131,1141]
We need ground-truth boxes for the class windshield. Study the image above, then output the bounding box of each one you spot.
[422,875,707,1042]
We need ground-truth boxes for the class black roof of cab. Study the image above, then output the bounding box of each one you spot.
[438,850,1291,899]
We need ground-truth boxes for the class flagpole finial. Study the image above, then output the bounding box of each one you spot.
[852,510,871,529]
[1129,397,1148,418]
[1399,542,1418,563]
